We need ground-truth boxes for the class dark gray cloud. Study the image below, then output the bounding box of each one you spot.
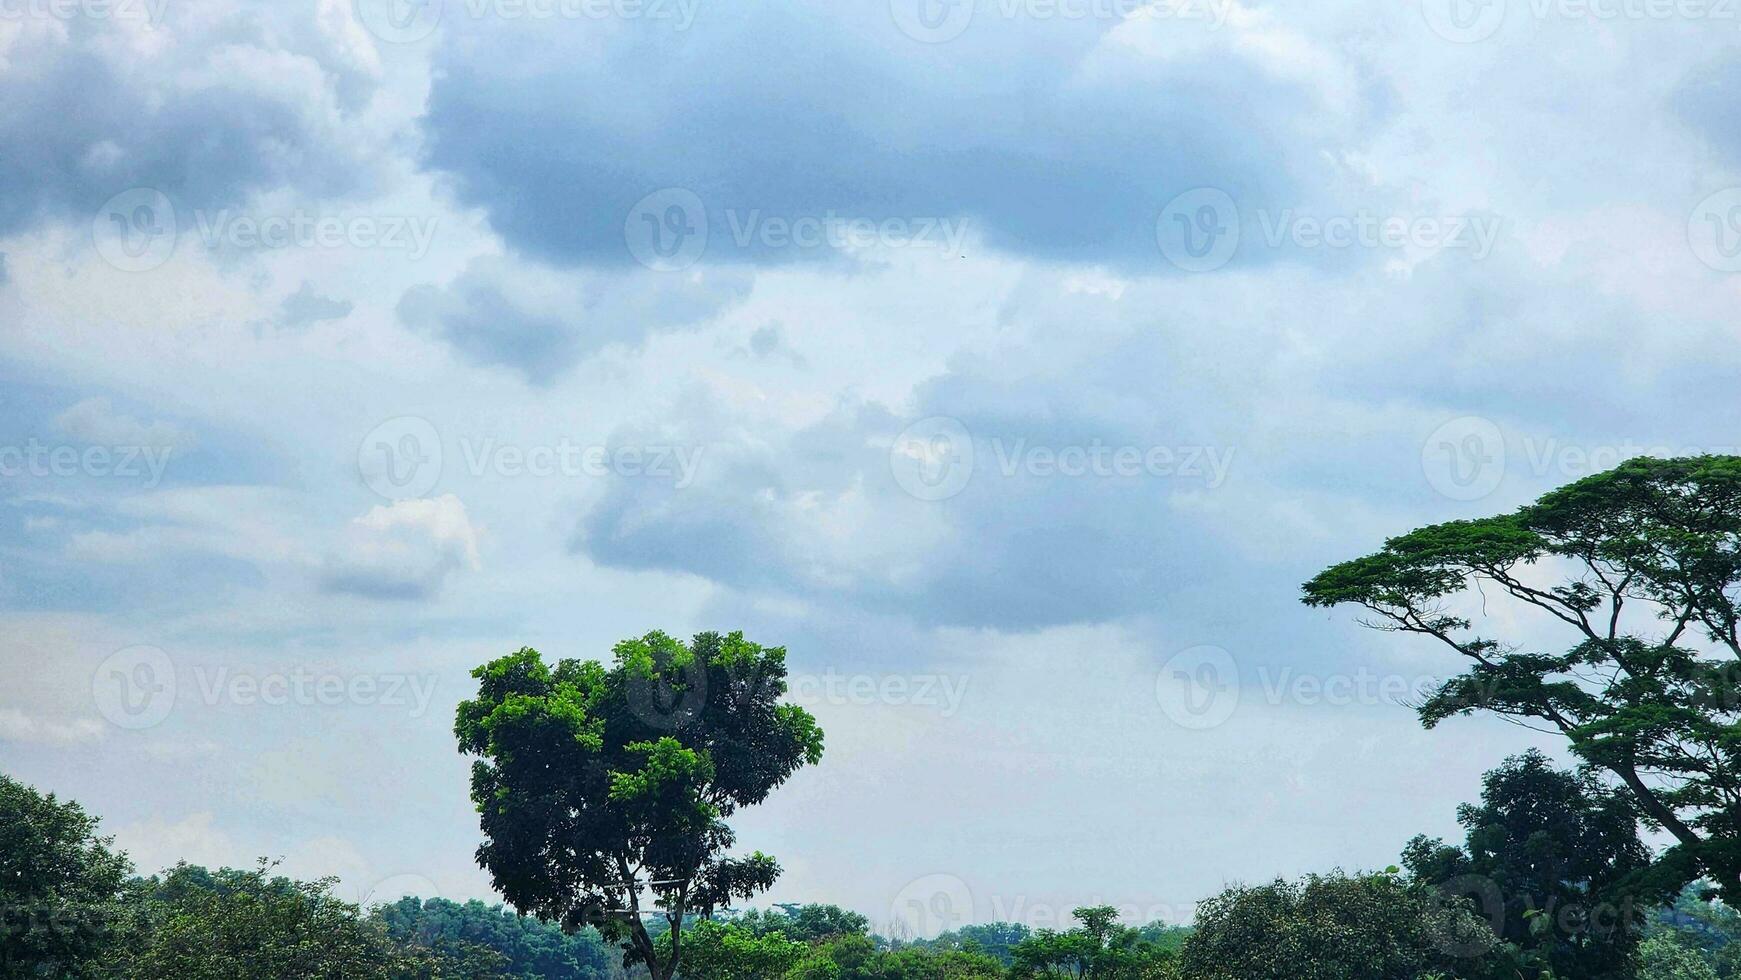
[397,257,752,383]
[276,281,355,330]
[0,2,385,237]
[419,4,1374,270]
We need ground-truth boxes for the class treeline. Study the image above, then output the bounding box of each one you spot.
[7,760,1741,979]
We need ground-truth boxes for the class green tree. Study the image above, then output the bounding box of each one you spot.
[371,897,628,978]
[0,774,134,979]
[1303,456,1741,900]
[662,918,806,979]
[1010,905,1176,978]
[1649,884,1741,977]
[736,904,870,943]
[118,862,461,979]
[1640,934,1722,980]
[1178,871,1502,979]
[455,631,825,980]
[1402,750,1660,979]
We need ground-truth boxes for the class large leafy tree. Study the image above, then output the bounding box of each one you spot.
[1178,871,1502,979]
[0,774,134,979]
[455,631,825,980]
[1303,456,1741,900]
[1403,750,1661,979]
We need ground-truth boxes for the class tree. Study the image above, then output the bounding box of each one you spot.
[1649,884,1741,978]
[1303,456,1741,901]
[371,897,628,978]
[662,918,806,979]
[118,862,466,979]
[1010,905,1177,978]
[0,774,134,979]
[1177,871,1502,979]
[1640,934,1722,980]
[1402,750,1661,979]
[736,904,870,943]
[454,631,825,980]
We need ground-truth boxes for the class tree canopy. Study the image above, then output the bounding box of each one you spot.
[0,774,133,979]
[455,630,825,980]
[1403,750,1662,979]
[1304,456,1741,901]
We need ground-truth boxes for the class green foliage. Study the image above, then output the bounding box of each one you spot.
[1008,905,1177,978]
[1303,456,1741,901]
[1640,934,1723,980]
[115,862,476,979]
[1177,871,1502,979]
[733,905,871,944]
[1402,750,1661,979]
[455,631,825,980]
[1648,884,1741,977]
[664,918,808,979]
[0,774,134,979]
[372,897,633,978]
[915,922,1034,965]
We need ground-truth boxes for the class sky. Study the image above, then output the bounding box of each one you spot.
[2,0,1741,939]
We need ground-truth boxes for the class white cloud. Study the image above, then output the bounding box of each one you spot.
[0,707,104,745]
[321,495,482,600]
[54,398,195,450]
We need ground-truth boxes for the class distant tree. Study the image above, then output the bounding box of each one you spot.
[0,774,134,979]
[787,932,1005,979]
[1178,871,1502,979]
[1403,750,1661,979]
[455,631,825,980]
[1640,934,1722,980]
[924,922,1033,965]
[372,897,630,978]
[119,862,465,979]
[661,919,806,979]
[1010,905,1176,978]
[1650,884,1741,978]
[735,904,870,944]
[1304,457,1741,901]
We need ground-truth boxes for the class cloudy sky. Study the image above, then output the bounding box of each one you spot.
[3,0,1740,937]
